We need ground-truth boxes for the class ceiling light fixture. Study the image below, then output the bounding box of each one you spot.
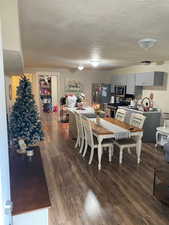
[90,60,100,67]
[138,38,157,49]
[78,65,84,71]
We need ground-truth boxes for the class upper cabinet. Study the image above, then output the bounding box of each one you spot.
[135,72,164,86]
[112,74,127,86]
[112,74,135,94]
[126,74,136,94]
[111,72,165,94]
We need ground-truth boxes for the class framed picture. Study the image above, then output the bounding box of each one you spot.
[65,79,81,92]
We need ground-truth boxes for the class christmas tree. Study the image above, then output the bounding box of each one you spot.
[10,75,44,149]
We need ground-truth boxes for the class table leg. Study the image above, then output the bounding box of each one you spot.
[136,133,143,164]
[155,131,160,148]
[153,168,156,196]
[97,136,103,170]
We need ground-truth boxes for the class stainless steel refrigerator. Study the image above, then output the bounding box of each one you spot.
[92,83,111,104]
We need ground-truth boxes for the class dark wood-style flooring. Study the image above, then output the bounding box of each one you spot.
[40,113,169,225]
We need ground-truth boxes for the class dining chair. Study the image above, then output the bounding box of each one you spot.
[115,108,126,122]
[74,112,85,153]
[81,116,113,167]
[155,119,169,148]
[113,113,146,164]
[164,119,169,128]
[129,113,146,129]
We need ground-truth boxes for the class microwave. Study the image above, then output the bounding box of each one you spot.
[114,85,126,97]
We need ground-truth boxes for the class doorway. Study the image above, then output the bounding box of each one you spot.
[38,73,58,114]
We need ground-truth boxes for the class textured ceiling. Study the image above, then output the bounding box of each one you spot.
[18,0,169,70]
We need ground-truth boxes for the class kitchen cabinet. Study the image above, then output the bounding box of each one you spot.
[135,72,164,86]
[111,71,165,95]
[112,74,135,94]
[126,74,136,94]
[112,74,127,86]
[119,106,161,143]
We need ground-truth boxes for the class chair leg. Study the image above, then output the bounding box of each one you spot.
[111,144,114,157]
[82,142,88,158]
[89,147,94,165]
[75,137,79,148]
[119,148,123,164]
[79,138,84,154]
[109,146,112,162]
[128,147,131,154]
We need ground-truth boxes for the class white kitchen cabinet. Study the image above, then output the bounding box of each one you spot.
[118,74,127,85]
[126,74,136,94]
[135,72,164,86]
[111,72,165,95]
[112,74,135,94]
[112,74,127,86]
[112,74,121,86]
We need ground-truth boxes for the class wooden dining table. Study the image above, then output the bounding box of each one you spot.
[90,117,143,170]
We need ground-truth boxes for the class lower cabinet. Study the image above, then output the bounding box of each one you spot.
[119,107,161,143]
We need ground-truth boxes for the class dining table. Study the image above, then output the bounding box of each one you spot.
[90,117,143,170]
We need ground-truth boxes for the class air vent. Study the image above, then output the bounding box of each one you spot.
[140,60,152,65]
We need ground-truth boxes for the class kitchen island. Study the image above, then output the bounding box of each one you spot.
[119,106,161,143]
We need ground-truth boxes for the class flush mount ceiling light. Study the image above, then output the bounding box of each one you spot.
[138,38,157,49]
[78,65,84,71]
[90,60,100,67]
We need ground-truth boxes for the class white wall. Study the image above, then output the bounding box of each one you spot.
[51,75,58,107]
[108,62,169,113]
[58,70,113,105]
[0,21,12,225]
[0,0,21,52]
[5,74,12,114]
[26,70,113,108]
[0,0,23,75]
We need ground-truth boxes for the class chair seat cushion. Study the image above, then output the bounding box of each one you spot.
[93,136,113,145]
[115,138,136,145]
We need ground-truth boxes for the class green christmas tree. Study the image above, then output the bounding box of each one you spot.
[10,75,44,149]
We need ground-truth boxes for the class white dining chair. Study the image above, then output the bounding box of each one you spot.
[164,119,169,128]
[74,112,85,153]
[114,113,146,164]
[129,113,146,129]
[81,116,113,167]
[155,119,169,148]
[115,109,126,122]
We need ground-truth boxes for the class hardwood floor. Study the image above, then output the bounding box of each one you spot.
[40,113,169,225]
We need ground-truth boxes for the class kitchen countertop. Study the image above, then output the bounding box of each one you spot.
[119,106,161,114]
